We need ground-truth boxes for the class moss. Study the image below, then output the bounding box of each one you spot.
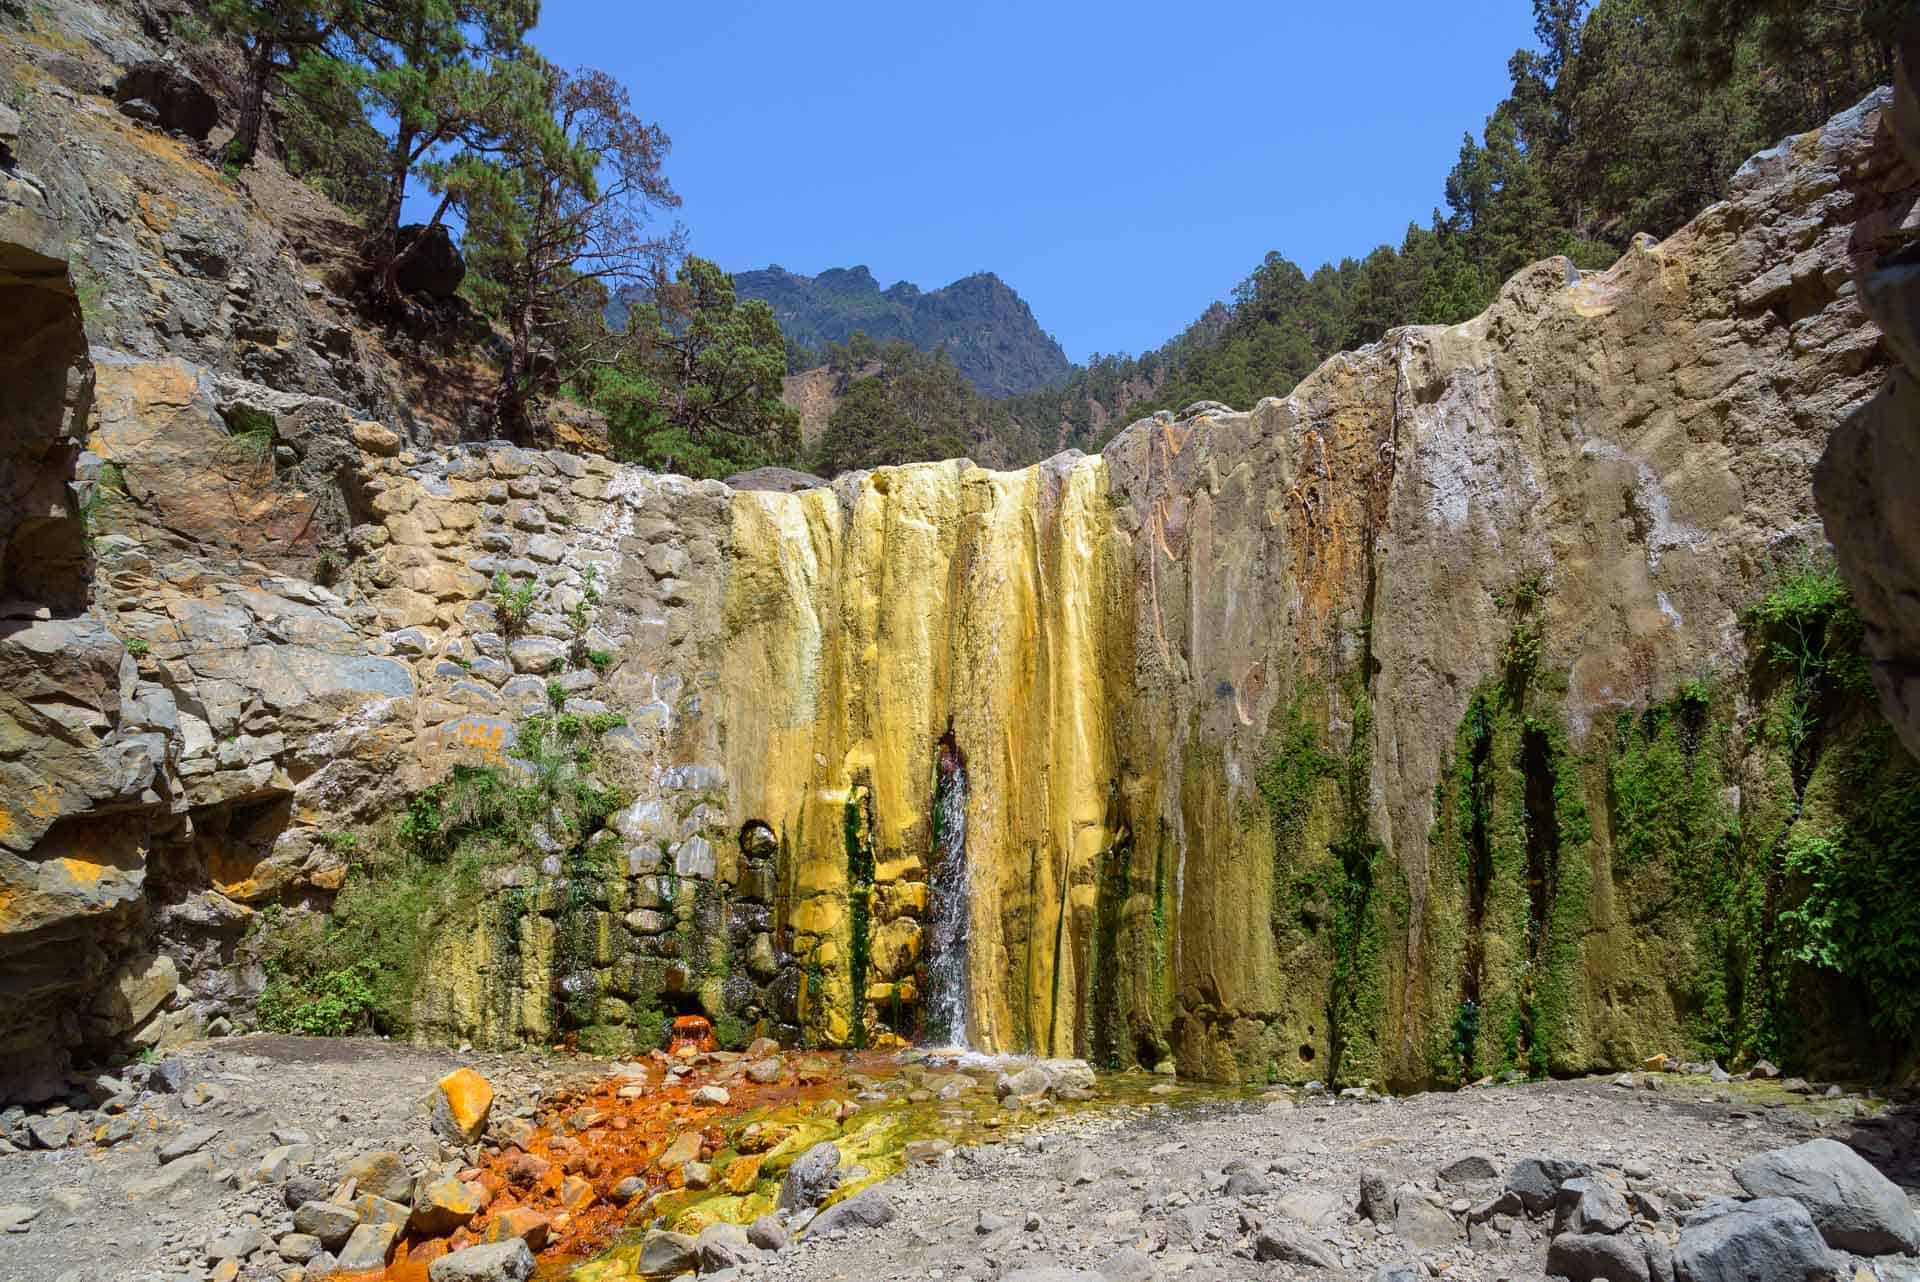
[1249,673,1390,1087]
[844,789,876,1048]
[1780,720,1920,1047]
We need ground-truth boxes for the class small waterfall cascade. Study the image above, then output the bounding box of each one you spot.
[926,726,971,1046]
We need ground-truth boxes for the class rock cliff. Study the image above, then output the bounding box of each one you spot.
[2,17,1914,1096]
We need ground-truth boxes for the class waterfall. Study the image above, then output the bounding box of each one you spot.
[926,727,970,1046]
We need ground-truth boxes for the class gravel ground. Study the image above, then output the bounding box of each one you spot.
[1,1037,1913,1282]
[0,1036,602,1282]
[761,1075,1919,1282]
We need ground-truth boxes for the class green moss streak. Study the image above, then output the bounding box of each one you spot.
[844,790,876,1049]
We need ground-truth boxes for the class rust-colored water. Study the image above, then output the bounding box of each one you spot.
[348,1050,1242,1281]
[355,1048,938,1281]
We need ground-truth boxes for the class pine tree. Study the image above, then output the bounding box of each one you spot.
[339,0,543,310]
[592,257,799,478]
[205,0,341,168]
[460,65,681,437]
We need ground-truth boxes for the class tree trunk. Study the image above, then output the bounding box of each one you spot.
[227,36,275,168]
[494,285,538,442]
[371,124,416,308]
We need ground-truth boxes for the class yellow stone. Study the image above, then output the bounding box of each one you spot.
[790,896,843,934]
[722,1154,764,1194]
[432,1068,494,1144]
[655,1129,702,1172]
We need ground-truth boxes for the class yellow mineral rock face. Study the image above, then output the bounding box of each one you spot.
[723,456,1128,1054]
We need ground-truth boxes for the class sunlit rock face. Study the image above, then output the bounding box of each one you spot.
[3,87,1913,1090]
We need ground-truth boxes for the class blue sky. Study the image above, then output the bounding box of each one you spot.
[521,1,1541,362]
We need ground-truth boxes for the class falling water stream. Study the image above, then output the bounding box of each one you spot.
[926,727,970,1046]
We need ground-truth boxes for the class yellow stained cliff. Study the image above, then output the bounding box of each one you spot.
[722,456,1129,1054]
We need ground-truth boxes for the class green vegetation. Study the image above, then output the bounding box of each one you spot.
[587,257,801,478]
[1738,567,1920,1049]
[490,571,536,638]
[123,637,150,658]
[79,462,126,548]
[1744,563,1874,779]
[457,66,681,436]
[1430,579,1595,1081]
[810,340,976,476]
[844,789,877,1048]
[255,702,630,1038]
[1780,725,1920,1040]
[1608,683,1724,871]
[1255,672,1395,1086]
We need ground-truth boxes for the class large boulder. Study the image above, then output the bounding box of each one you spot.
[1507,1156,1593,1215]
[428,1240,534,1282]
[1731,1138,1920,1255]
[1548,1231,1657,1282]
[808,1188,896,1235]
[1555,1178,1634,1237]
[1674,1197,1840,1282]
[777,1141,841,1212]
[395,223,466,299]
[636,1229,697,1276]
[112,62,218,140]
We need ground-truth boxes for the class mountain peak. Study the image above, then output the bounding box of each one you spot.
[735,265,1070,397]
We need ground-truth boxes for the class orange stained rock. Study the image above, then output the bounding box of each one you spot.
[722,1154,764,1194]
[436,1067,494,1140]
[669,1014,717,1054]
[483,1207,552,1250]
[366,1050,914,1281]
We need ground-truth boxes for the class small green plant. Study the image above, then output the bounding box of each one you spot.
[258,959,379,1036]
[713,1012,750,1051]
[491,572,537,638]
[124,637,150,658]
[587,648,614,671]
[73,271,107,329]
[568,564,602,635]
[546,678,567,711]
[1498,575,1547,692]
[223,407,278,468]
[1449,998,1481,1074]
[1745,561,1872,769]
[316,831,359,855]
[79,462,127,546]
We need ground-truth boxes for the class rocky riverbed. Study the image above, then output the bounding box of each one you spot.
[2,1037,1917,1282]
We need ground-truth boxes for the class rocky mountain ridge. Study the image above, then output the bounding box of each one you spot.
[736,264,1073,397]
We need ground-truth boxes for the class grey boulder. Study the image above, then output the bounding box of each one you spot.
[1732,1138,1920,1255]
[1674,1197,1839,1282]
[1556,1177,1634,1236]
[427,1240,535,1282]
[1508,1155,1594,1215]
[809,1188,896,1235]
[1549,1231,1658,1282]
[696,1221,754,1271]
[1252,1225,1338,1268]
[777,1141,842,1212]
[636,1229,697,1276]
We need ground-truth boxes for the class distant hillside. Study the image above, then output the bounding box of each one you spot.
[736,265,1072,398]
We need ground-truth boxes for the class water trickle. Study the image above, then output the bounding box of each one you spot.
[926,727,970,1046]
